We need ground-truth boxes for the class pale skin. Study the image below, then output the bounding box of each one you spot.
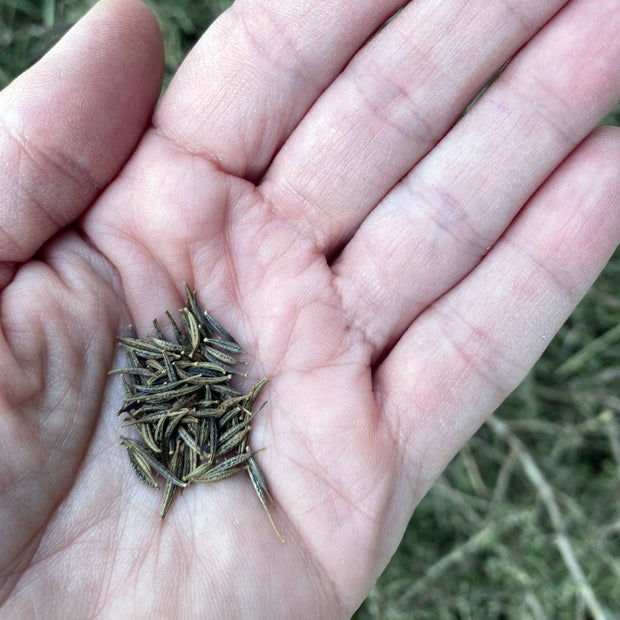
[0,0,619,616]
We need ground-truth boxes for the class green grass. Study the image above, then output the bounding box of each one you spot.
[2,1,619,617]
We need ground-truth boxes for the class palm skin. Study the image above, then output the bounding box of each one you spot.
[1,0,619,618]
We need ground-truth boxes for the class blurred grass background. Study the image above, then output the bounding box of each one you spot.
[1,1,619,618]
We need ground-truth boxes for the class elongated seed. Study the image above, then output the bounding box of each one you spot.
[125,348,143,383]
[162,350,178,383]
[184,374,233,386]
[166,310,188,346]
[183,459,213,480]
[118,337,163,354]
[202,345,240,366]
[124,383,203,405]
[218,413,254,446]
[121,437,187,487]
[109,367,154,378]
[176,360,228,372]
[130,380,187,396]
[247,455,275,506]
[159,479,178,519]
[152,318,166,341]
[185,450,254,482]
[154,414,167,445]
[181,308,201,356]
[190,406,224,419]
[183,283,231,346]
[163,410,192,452]
[248,378,269,407]
[218,405,244,428]
[203,337,245,355]
[208,416,218,463]
[210,384,244,399]
[246,452,284,542]
[150,338,186,354]
[191,465,246,483]
[202,309,238,345]
[178,426,206,457]
[184,283,207,325]
[200,351,247,377]
[122,441,159,488]
[216,426,251,455]
[160,440,184,519]
[137,421,162,454]
[121,377,135,406]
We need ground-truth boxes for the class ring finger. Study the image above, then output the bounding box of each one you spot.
[331,0,620,359]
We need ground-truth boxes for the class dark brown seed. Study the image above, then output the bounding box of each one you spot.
[124,383,203,405]
[216,426,251,455]
[152,318,166,341]
[203,337,245,356]
[137,421,162,454]
[185,450,254,482]
[150,338,186,354]
[177,426,205,458]
[122,440,158,488]
[166,310,189,346]
[180,308,201,356]
[218,412,254,446]
[208,416,218,463]
[201,351,247,376]
[118,337,163,354]
[160,440,184,519]
[248,379,269,407]
[131,377,192,394]
[162,350,178,382]
[202,309,239,345]
[184,374,233,386]
[163,410,192,452]
[121,437,187,488]
[218,405,243,428]
[202,345,241,366]
[210,385,245,400]
[109,367,154,378]
[247,455,275,506]
[246,453,284,542]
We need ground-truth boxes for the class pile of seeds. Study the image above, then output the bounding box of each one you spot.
[112,283,282,539]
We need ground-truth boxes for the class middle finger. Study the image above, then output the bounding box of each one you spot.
[260,0,569,252]
[334,0,620,358]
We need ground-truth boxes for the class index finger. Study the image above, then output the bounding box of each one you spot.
[154,0,406,180]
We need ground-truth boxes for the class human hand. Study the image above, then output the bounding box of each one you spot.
[1,0,618,617]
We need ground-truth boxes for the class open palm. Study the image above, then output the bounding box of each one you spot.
[1,0,619,617]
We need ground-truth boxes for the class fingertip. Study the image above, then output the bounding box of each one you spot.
[578,125,620,172]
[552,126,620,238]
